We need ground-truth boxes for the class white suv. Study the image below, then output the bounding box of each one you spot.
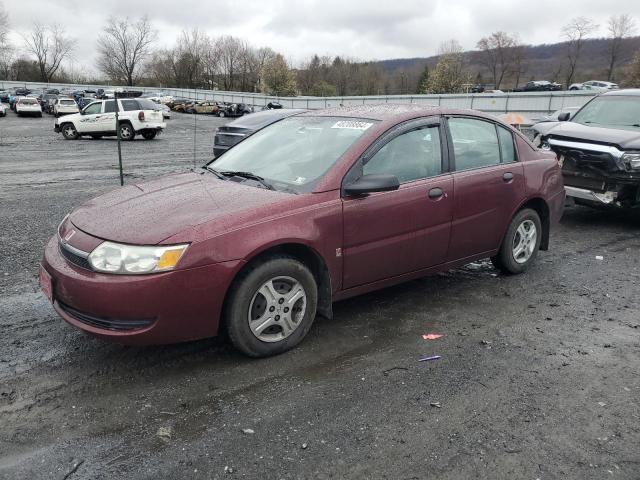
[53,98,79,117]
[54,98,166,140]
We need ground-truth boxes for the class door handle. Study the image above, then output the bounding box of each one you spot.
[428,187,444,199]
[503,172,514,182]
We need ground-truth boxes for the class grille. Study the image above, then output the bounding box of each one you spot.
[59,241,92,270]
[57,301,154,331]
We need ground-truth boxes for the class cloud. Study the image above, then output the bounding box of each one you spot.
[2,0,638,75]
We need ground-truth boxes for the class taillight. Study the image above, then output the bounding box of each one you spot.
[138,111,145,121]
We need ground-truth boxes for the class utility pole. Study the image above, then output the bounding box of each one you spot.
[115,93,124,186]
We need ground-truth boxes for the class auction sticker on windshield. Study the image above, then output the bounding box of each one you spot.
[331,121,373,130]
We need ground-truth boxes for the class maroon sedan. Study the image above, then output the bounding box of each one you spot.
[41,105,565,357]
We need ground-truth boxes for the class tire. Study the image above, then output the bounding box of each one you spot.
[142,130,157,140]
[225,256,318,357]
[491,208,542,275]
[219,111,225,118]
[61,123,79,140]
[119,122,135,141]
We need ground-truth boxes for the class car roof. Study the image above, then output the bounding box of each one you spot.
[301,103,501,124]
[226,108,308,128]
[601,89,640,96]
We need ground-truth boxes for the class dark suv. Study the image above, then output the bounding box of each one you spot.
[532,89,640,208]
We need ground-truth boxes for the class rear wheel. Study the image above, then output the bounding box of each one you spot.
[142,130,157,140]
[218,110,225,118]
[119,123,135,141]
[61,123,79,140]
[491,208,542,274]
[226,256,318,357]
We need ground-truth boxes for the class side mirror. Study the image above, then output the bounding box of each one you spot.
[558,112,570,122]
[344,174,400,196]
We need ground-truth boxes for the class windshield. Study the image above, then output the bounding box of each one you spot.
[572,96,640,129]
[209,116,376,193]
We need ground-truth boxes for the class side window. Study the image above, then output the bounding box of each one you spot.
[121,99,139,111]
[363,126,442,183]
[497,126,517,163]
[448,117,500,171]
[104,100,118,113]
[83,102,102,115]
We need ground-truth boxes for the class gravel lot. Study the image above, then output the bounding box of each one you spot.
[1,108,639,480]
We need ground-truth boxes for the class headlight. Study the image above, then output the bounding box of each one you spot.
[622,152,640,170]
[88,242,189,274]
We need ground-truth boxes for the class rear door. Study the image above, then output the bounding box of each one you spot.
[341,118,453,289]
[445,116,525,261]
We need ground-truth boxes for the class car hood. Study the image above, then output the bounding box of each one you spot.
[69,172,292,244]
[534,121,640,150]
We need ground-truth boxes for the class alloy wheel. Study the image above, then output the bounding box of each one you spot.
[512,220,537,264]
[248,276,307,342]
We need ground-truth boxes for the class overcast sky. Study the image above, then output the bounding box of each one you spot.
[4,0,640,73]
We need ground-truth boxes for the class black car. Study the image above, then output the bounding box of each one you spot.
[532,89,640,208]
[0,89,9,102]
[217,102,253,118]
[521,81,562,92]
[40,93,58,112]
[213,108,307,157]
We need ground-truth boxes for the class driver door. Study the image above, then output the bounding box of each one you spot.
[341,119,453,289]
[76,101,103,133]
[98,100,118,133]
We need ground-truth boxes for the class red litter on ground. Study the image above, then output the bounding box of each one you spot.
[422,334,443,340]
[419,355,441,362]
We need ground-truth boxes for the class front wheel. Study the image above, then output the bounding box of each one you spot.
[218,111,225,117]
[491,208,542,274]
[225,256,318,357]
[142,130,157,140]
[61,123,79,140]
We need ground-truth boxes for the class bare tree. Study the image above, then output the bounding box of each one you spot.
[97,16,156,86]
[0,2,12,79]
[216,36,243,90]
[509,41,528,89]
[606,14,636,81]
[23,23,75,82]
[476,31,517,89]
[562,17,598,87]
[0,1,8,46]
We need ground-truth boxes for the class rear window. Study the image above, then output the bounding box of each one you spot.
[120,100,138,111]
[20,99,37,104]
[60,100,76,105]
[136,99,160,111]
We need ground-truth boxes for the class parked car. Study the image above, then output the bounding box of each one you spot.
[172,101,193,113]
[150,100,171,119]
[186,101,219,115]
[0,89,9,102]
[41,104,564,357]
[520,81,562,92]
[264,101,283,110]
[167,98,194,111]
[54,98,80,117]
[532,89,640,208]
[568,80,619,92]
[40,93,58,111]
[45,88,60,95]
[217,102,252,117]
[532,107,580,124]
[0,103,6,117]
[213,108,307,157]
[76,96,95,110]
[15,97,42,117]
[54,98,166,140]
[142,92,174,104]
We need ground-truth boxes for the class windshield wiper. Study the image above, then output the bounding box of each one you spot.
[219,171,275,190]
[201,165,226,180]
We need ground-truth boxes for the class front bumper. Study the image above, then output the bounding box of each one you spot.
[565,186,618,205]
[42,235,243,345]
